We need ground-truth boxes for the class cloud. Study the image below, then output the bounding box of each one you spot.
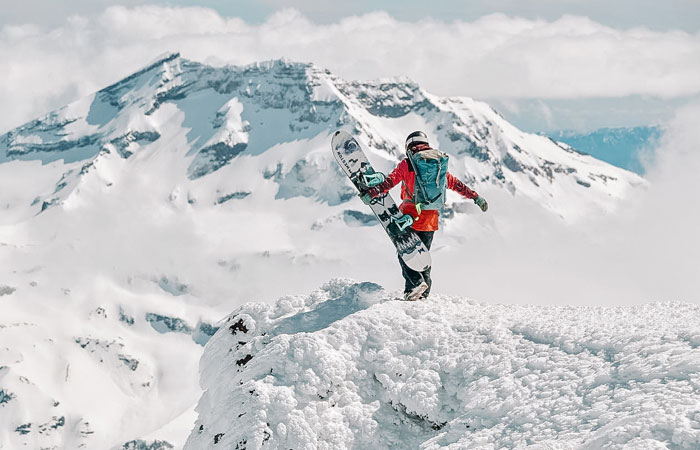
[2,6,700,132]
[587,103,700,302]
[436,101,700,306]
[535,100,554,129]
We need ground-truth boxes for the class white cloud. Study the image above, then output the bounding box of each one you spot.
[535,100,554,129]
[1,6,700,133]
[439,102,700,306]
[253,0,700,32]
[587,103,700,302]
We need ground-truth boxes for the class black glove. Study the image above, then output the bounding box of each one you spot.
[474,196,488,212]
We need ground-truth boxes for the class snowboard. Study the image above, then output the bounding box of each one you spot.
[331,130,431,272]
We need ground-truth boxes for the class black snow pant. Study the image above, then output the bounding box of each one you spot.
[398,230,434,297]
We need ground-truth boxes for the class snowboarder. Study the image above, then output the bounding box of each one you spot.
[361,131,488,301]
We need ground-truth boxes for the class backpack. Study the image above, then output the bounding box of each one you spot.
[408,148,449,210]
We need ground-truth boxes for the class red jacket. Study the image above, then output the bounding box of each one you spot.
[372,152,479,231]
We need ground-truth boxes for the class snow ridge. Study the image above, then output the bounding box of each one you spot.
[188,279,700,449]
[0,54,642,223]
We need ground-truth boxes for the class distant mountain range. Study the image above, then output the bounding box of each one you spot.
[548,126,662,175]
[0,52,646,225]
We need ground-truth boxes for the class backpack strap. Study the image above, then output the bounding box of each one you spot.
[406,152,422,206]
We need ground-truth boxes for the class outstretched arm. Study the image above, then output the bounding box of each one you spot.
[447,172,488,212]
[447,172,478,199]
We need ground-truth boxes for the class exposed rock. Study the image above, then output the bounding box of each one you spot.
[145,313,193,334]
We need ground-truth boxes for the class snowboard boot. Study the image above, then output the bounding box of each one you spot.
[404,282,428,301]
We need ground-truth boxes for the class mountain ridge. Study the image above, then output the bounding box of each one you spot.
[1,53,643,224]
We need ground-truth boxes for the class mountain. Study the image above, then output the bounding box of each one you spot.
[0,53,647,450]
[0,52,643,225]
[549,126,663,175]
[187,278,700,449]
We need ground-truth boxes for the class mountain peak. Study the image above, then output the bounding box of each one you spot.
[186,279,700,449]
[0,55,642,223]
[149,51,181,66]
[100,51,183,97]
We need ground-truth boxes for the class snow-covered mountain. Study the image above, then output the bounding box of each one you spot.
[1,52,642,225]
[188,278,700,449]
[0,53,648,450]
[549,126,663,175]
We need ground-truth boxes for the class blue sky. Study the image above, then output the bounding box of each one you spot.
[1,1,699,133]
[4,0,700,31]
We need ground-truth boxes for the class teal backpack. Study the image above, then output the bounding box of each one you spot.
[408,148,449,211]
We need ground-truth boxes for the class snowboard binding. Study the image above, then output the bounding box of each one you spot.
[362,172,385,187]
[356,169,385,191]
[386,214,414,237]
[355,169,386,205]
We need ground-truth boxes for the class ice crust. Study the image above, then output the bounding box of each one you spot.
[188,279,700,449]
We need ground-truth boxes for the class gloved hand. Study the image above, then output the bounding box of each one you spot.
[399,200,421,220]
[474,196,488,212]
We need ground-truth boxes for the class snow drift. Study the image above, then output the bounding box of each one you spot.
[187,279,700,449]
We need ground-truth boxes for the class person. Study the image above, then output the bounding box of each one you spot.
[362,131,488,301]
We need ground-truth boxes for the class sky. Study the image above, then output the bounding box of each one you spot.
[1,1,699,133]
[3,0,700,31]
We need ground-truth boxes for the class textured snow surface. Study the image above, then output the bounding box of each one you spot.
[188,279,700,450]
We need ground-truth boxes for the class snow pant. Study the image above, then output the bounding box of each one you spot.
[398,230,434,296]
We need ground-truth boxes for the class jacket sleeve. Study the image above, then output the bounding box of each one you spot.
[371,159,408,196]
[447,172,479,200]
